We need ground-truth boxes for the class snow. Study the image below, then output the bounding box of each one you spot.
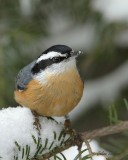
[0,107,68,160]
[0,107,111,160]
[89,141,111,160]
[56,141,109,160]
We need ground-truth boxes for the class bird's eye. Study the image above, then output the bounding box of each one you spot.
[52,57,60,63]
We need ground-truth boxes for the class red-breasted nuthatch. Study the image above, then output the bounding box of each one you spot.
[14,45,84,117]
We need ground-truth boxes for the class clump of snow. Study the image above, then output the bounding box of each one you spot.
[0,107,68,160]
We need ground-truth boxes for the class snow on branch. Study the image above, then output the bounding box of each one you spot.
[1,106,128,160]
[0,107,70,160]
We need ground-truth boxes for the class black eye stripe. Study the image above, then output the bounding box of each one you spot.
[52,56,66,62]
[31,54,71,74]
[32,59,52,74]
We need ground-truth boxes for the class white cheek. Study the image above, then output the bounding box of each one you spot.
[33,72,48,84]
[33,59,76,85]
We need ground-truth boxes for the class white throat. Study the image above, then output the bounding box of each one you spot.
[33,59,77,84]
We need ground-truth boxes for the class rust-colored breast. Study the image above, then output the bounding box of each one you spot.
[14,68,84,116]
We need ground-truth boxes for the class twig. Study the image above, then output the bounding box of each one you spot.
[33,121,128,160]
[85,140,93,160]
[82,121,128,140]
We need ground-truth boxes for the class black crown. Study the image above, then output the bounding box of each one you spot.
[42,44,72,55]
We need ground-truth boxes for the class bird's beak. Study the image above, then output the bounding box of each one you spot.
[70,50,83,57]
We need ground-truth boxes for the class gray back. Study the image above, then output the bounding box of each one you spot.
[15,60,36,90]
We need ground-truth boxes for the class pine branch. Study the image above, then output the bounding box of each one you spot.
[36,121,128,160]
[82,121,128,140]
[1,107,128,159]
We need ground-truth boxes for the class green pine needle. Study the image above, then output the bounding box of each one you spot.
[44,138,48,148]
[54,155,62,160]
[74,149,88,160]
[124,98,128,110]
[22,148,25,159]
[81,155,91,160]
[37,137,41,149]
[109,104,118,125]
[32,135,37,144]
[49,141,54,150]
[59,153,67,160]
[34,144,43,157]
[54,131,57,140]
[58,131,64,141]
[15,141,21,151]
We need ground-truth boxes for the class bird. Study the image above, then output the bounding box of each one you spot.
[14,44,84,117]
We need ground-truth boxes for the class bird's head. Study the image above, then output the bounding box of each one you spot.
[31,45,82,83]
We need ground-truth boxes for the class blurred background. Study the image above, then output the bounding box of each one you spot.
[0,0,128,159]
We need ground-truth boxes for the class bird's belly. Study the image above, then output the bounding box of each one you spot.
[14,70,84,116]
[34,88,83,116]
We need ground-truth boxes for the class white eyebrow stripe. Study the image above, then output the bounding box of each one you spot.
[37,51,67,63]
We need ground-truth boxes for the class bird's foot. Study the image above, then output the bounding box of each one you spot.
[64,115,74,135]
[64,115,83,150]
[32,111,41,134]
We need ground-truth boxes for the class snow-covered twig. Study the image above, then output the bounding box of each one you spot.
[0,107,70,160]
[0,106,128,160]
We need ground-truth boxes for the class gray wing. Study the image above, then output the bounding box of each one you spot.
[15,60,36,90]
